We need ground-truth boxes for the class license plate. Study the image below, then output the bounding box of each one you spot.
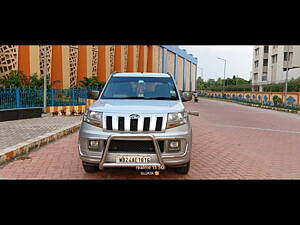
[116,155,151,164]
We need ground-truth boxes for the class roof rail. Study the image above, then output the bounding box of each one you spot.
[166,72,173,76]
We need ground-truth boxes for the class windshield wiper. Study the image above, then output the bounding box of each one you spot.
[144,97,178,100]
[121,96,145,99]
[102,96,145,99]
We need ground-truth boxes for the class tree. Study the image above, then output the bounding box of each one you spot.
[0,70,52,89]
[197,77,204,90]
[200,75,251,91]
[28,73,50,89]
[0,70,28,88]
[263,77,300,92]
[216,77,222,86]
[233,75,237,85]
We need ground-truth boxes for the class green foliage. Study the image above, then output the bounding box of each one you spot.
[79,76,105,88]
[287,77,300,92]
[0,70,50,89]
[28,73,51,89]
[197,77,204,90]
[263,84,283,92]
[197,76,251,91]
[0,70,28,88]
[263,77,300,92]
[0,70,106,90]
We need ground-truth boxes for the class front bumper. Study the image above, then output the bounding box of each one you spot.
[78,122,192,169]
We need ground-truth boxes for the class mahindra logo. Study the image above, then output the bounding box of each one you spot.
[129,114,140,119]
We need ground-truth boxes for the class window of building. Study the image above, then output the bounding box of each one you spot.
[263,59,268,66]
[262,73,267,81]
[284,52,293,62]
[255,48,259,56]
[264,46,269,53]
[253,73,258,81]
[284,52,288,61]
[272,54,277,64]
[254,60,259,68]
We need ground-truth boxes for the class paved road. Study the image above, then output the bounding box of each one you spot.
[2,98,300,179]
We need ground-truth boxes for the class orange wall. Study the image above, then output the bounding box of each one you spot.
[97,45,106,82]
[77,45,87,84]
[114,45,121,72]
[147,45,153,72]
[51,46,63,89]
[18,45,30,79]
[137,45,144,72]
[127,45,134,72]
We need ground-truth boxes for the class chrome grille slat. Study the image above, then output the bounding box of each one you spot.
[161,116,167,130]
[124,117,131,132]
[137,117,144,132]
[112,116,118,131]
[104,114,165,132]
[149,117,157,131]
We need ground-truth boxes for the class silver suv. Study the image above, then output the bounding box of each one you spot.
[78,72,194,174]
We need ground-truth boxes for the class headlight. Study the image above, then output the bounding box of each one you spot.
[83,110,103,127]
[167,112,187,129]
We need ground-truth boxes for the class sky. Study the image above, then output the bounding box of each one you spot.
[179,45,253,81]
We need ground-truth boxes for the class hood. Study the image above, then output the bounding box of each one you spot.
[89,99,185,114]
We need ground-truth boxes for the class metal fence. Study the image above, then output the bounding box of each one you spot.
[0,87,102,110]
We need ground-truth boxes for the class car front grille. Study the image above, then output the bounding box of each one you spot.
[104,114,166,132]
[104,140,165,153]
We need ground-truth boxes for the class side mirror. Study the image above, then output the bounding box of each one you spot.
[87,90,100,100]
[181,92,193,102]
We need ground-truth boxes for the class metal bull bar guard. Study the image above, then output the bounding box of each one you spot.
[99,134,166,170]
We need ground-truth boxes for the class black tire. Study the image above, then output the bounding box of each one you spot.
[175,161,190,174]
[82,162,99,173]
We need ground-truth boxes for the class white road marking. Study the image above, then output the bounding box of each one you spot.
[215,124,300,134]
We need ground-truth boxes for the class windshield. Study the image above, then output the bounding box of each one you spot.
[101,76,179,100]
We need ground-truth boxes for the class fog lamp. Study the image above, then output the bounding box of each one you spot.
[168,140,180,151]
[89,140,99,149]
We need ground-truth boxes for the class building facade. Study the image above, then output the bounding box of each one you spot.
[0,45,198,91]
[251,45,300,91]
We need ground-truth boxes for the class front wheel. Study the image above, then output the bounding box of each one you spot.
[175,161,190,174]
